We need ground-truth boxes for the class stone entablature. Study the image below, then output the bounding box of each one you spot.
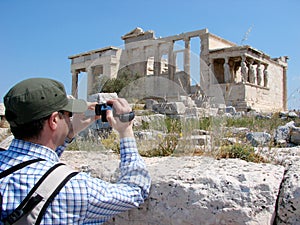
[69,46,119,65]
[69,27,288,113]
[69,46,122,97]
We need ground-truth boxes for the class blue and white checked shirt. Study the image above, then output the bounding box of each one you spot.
[0,138,151,224]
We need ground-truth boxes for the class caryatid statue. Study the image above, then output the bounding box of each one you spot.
[223,57,231,83]
[264,64,269,87]
[248,59,256,84]
[256,62,263,86]
[241,56,248,83]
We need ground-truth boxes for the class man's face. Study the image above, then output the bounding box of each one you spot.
[56,111,73,145]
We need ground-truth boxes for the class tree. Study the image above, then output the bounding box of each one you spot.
[101,70,142,94]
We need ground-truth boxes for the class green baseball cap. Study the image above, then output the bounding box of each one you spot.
[4,78,87,127]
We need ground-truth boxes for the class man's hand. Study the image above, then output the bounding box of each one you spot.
[106,98,134,138]
[67,102,100,139]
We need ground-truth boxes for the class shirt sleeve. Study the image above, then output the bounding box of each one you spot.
[82,137,151,223]
[118,137,151,200]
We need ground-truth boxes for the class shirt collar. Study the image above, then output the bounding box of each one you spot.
[8,139,60,162]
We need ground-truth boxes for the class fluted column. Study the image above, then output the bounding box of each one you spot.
[184,38,191,93]
[87,67,93,95]
[140,46,147,75]
[168,41,175,81]
[71,70,79,98]
[154,44,161,76]
[208,59,214,86]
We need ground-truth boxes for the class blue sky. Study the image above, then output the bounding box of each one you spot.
[1,0,299,109]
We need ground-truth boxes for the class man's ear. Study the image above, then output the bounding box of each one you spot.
[48,112,59,130]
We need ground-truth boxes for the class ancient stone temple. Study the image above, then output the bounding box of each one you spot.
[69,27,288,113]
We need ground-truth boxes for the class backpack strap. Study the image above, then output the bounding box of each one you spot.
[2,163,78,225]
[0,158,45,223]
[0,158,45,179]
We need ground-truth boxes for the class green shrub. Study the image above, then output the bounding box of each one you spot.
[100,131,120,153]
[155,133,179,156]
[100,71,142,94]
[165,117,181,133]
[216,143,267,163]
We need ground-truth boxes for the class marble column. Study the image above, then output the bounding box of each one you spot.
[71,70,79,98]
[154,44,161,76]
[199,36,205,90]
[184,38,191,93]
[87,66,93,95]
[209,59,214,86]
[168,41,175,81]
[142,47,148,76]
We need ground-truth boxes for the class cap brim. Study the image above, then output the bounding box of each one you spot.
[62,99,88,113]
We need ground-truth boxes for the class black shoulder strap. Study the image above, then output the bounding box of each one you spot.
[0,158,45,179]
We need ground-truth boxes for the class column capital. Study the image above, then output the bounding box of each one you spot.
[71,69,78,75]
[183,36,191,42]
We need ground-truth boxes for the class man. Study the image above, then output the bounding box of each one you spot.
[0,78,151,224]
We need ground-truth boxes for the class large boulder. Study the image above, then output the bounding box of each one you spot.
[290,127,300,145]
[275,157,300,225]
[246,132,272,147]
[88,93,118,103]
[145,99,158,110]
[274,121,296,145]
[61,152,284,225]
[269,147,300,225]
[153,102,186,115]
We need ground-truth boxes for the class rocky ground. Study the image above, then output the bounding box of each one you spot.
[60,144,300,225]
